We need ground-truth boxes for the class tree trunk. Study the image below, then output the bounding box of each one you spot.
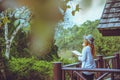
[4,23,23,59]
[4,23,10,59]
[5,43,10,59]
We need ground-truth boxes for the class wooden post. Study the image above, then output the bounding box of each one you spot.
[114,53,120,69]
[53,62,62,80]
[62,70,65,80]
[111,53,120,80]
[111,58,114,80]
[97,55,104,78]
[97,55,104,68]
[76,64,80,80]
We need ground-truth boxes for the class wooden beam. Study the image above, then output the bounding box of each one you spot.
[62,68,120,73]
[98,29,120,36]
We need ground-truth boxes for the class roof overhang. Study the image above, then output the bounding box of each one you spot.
[98,28,120,36]
[97,0,120,36]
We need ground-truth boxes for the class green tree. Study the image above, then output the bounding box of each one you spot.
[0,7,31,59]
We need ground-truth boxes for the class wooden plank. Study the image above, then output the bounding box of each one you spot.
[102,16,120,19]
[111,2,120,7]
[98,24,107,28]
[105,3,111,8]
[97,72,110,80]
[104,11,120,14]
[107,0,120,3]
[98,23,120,28]
[99,21,120,24]
[106,3,120,9]
[62,68,120,73]
[102,13,120,19]
[63,62,81,67]
[104,8,120,14]
[100,18,120,23]
[114,22,120,27]
[98,23,114,28]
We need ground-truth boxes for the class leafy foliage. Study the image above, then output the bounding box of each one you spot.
[0,7,31,33]
[6,56,75,80]
[55,20,120,56]
[7,57,53,80]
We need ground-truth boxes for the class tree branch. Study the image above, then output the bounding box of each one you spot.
[9,23,23,46]
[4,23,8,42]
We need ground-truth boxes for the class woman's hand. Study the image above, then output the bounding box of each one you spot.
[72,54,78,57]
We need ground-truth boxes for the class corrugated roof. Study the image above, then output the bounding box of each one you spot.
[98,0,120,29]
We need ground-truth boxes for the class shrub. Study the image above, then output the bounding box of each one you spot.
[6,57,53,80]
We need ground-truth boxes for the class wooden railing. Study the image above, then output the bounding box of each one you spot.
[53,53,120,80]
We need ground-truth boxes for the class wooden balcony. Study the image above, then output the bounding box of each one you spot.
[53,53,120,80]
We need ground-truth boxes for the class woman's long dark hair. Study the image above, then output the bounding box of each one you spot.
[84,40,95,57]
[89,44,95,57]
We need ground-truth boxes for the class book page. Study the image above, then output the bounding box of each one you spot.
[72,50,82,56]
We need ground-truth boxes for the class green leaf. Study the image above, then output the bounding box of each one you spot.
[14,20,20,27]
[22,23,31,33]
[72,10,75,16]
[75,4,80,12]
[23,22,30,28]
[3,16,11,24]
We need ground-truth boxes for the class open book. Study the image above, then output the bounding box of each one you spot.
[72,50,82,56]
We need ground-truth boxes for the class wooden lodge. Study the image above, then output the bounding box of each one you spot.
[98,0,120,36]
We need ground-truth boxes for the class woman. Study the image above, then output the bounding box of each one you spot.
[78,34,96,80]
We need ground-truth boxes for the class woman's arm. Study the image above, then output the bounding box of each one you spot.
[78,47,87,62]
